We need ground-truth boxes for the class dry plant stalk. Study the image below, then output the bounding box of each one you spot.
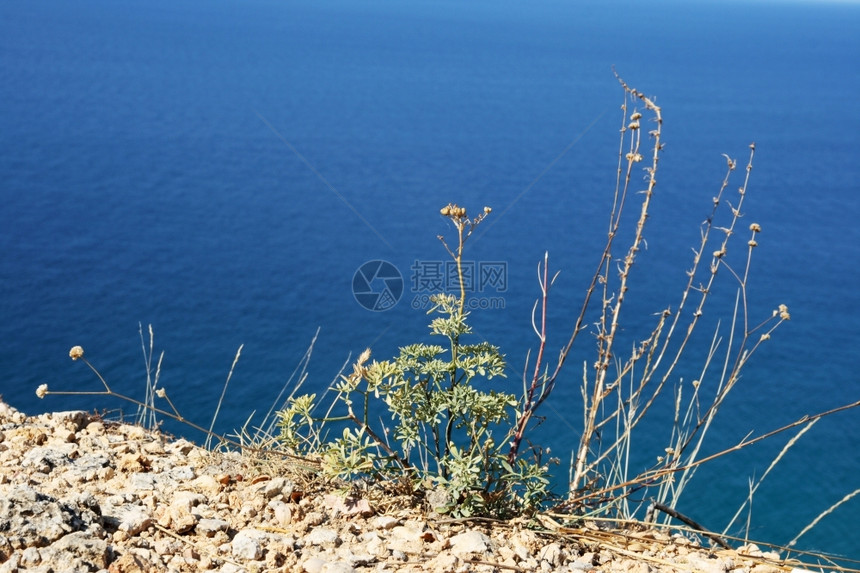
[511,75,860,532]
[38,331,322,468]
[555,77,794,515]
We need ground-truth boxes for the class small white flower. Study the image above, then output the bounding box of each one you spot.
[36,384,49,399]
[69,346,84,360]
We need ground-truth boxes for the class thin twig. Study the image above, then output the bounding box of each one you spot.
[206,344,243,450]
[649,502,731,549]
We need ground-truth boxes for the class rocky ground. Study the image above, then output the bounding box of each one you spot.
[0,399,815,572]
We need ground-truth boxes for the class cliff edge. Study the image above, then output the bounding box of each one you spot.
[0,400,804,572]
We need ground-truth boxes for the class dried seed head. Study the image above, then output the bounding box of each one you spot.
[357,348,372,366]
[628,121,640,130]
[626,152,643,162]
[440,203,467,218]
[36,384,48,399]
[630,112,642,121]
[69,346,84,360]
[483,206,492,214]
[750,223,761,233]
[778,304,790,320]
[724,154,737,170]
[748,240,758,247]
[156,388,167,398]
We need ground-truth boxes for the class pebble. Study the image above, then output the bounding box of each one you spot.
[539,541,565,566]
[231,529,264,560]
[306,527,341,547]
[449,530,492,556]
[197,518,230,537]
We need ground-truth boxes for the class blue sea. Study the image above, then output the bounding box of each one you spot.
[2,0,859,558]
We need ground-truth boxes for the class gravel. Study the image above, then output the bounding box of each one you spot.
[0,399,805,572]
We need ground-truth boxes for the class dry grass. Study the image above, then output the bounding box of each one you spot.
[502,74,860,566]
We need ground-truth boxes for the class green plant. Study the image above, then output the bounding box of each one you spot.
[278,204,553,517]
